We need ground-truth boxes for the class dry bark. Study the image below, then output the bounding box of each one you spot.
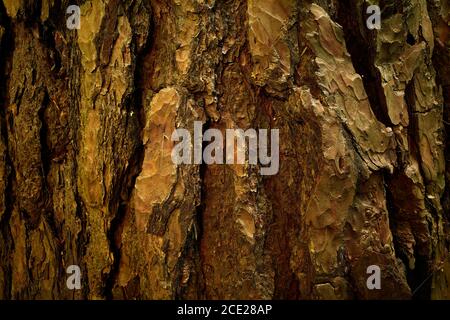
[0,0,449,299]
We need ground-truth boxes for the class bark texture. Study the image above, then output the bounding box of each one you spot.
[0,0,449,299]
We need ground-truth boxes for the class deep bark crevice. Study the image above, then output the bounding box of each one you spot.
[336,0,392,127]
[0,0,14,300]
[385,171,431,300]
[103,4,155,298]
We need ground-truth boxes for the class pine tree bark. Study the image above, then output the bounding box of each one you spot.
[0,0,449,300]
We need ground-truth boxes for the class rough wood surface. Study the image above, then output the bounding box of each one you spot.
[0,0,449,299]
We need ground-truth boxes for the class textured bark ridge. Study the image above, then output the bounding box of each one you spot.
[0,0,449,300]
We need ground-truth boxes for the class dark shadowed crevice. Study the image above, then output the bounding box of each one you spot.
[336,0,435,299]
[441,86,450,219]
[400,80,433,300]
[384,171,431,300]
[427,2,450,219]
[104,141,146,300]
[0,0,15,300]
[104,3,154,299]
[0,0,14,228]
[335,0,392,127]
[185,120,210,300]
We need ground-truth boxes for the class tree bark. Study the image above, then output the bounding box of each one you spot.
[0,0,449,299]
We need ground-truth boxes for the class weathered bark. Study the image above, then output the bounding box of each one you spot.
[0,0,449,299]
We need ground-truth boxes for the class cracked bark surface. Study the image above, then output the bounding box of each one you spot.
[0,0,449,299]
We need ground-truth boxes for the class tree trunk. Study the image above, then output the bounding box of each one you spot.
[0,0,449,300]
